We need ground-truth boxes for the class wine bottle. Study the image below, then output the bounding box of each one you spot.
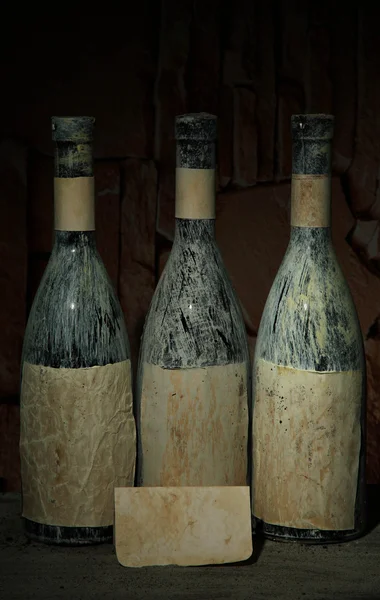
[252,114,366,543]
[135,113,250,487]
[19,116,136,545]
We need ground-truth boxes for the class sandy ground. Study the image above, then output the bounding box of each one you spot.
[0,493,379,600]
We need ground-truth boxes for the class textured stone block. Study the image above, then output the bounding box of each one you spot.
[218,86,234,189]
[186,0,222,114]
[347,5,380,216]
[222,0,254,86]
[216,183,290,333]
[223,0,275,183]
[0,13,158,159]
[275,1,308,180]
[365,332,380,484]
[27,152,54,254]
[0,405,20,492]
[276,82,304,180]
[155,0,192,241]
[94,162,121,290]
[306,5,332,115]
[248,0,276,182]
[365,337,380,484]
[232,87,257,188]
[350,220,380,266]
[0,140,27,398]
[119,159,157,370]
[330,5,357,173]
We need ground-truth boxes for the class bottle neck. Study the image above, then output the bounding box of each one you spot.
[52,230,97,251]
[290,137,332,230]
[173,218,216,245]
[290,173,331,229]
[54,141,95,232]
[289,226,332,246]
[175,139,216,220]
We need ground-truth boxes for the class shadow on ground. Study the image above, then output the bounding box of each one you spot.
[366,484,380,534]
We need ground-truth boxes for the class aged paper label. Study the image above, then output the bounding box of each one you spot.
[291,174,331,227]
[175,168,216,219]
[140,362,248,486]
[252,358,362,530]
[115,486,252,567]
[54,177,95,231]
[20,359,136,527]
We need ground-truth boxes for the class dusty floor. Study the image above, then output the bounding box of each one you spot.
[0,493,379,600]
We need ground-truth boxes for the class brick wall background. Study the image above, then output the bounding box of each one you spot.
[1,2,380,491]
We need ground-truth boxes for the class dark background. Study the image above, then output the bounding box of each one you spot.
[0,1,379,492]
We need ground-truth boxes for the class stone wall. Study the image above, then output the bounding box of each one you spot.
[1,2,379,490]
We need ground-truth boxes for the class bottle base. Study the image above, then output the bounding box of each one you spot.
[254,517,366,545]
[23,518,113,546]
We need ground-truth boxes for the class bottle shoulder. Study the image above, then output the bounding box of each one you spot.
[256,240,364,372]
[140,242,249,369]
[23,248,129,368]
[32,246,119,305]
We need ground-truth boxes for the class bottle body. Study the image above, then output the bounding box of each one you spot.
[19,117,136,545]
[135,113,250,487]
[251,114,366,543]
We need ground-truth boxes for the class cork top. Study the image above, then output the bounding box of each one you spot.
[175,113,217,142]
[52,117,95,142]
[291,114,334,141]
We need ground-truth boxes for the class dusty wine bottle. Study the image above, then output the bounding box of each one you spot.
[252,114,366,543]
[19,116,136,545]
[135,113,250,487]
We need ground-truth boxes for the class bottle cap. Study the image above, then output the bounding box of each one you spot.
[52,116,95,142]
[291,114,334,140]
[175,113,217,142]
